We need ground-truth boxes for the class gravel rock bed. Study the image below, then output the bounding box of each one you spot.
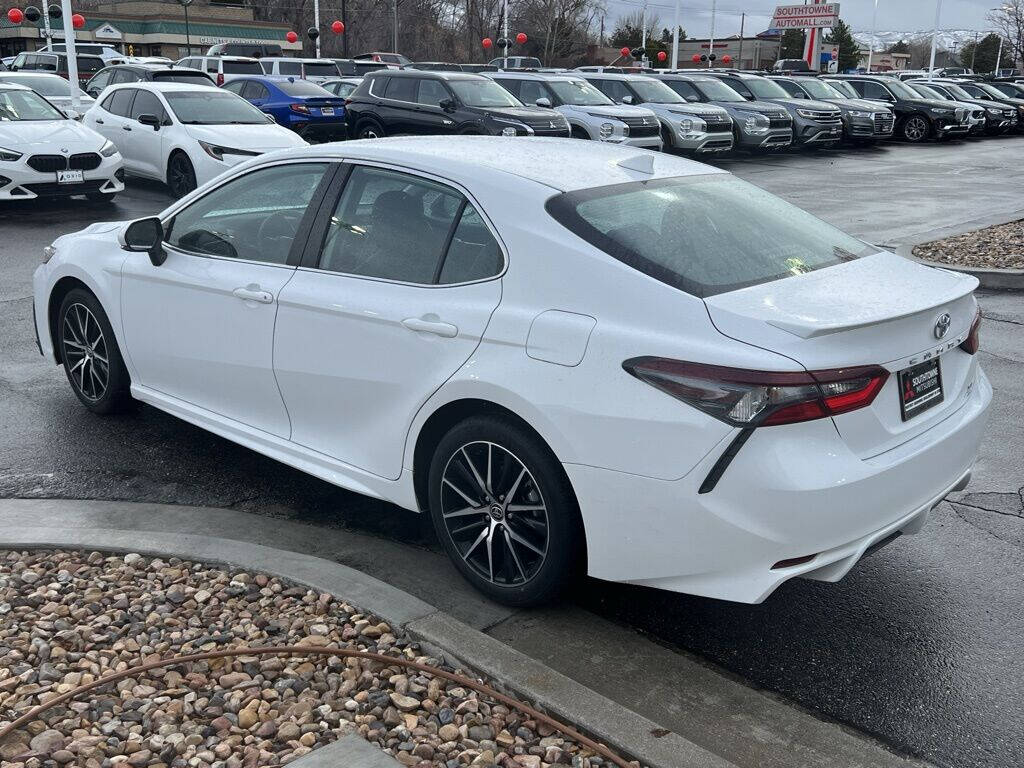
[0,550,625,768]
[913,219,1024,270]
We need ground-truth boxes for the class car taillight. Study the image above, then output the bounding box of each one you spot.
[622,358,889,428]
[290,103,311,114]
[960,310,981,355]
[344,98,353,106]
[217,73,225,86]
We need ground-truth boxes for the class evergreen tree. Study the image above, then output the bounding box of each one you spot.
[780,29,805,58]
[959,33,1004,72]
[888,39,909,54]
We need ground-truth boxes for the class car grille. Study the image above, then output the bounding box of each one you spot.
[801,109,842,122]
[26,153,101,172]
[768,115,791,129]
[703,113,731,130]
[523,117,569,135]
[874,112,895,134]
[20,179,106,196]
[619,115,660,137]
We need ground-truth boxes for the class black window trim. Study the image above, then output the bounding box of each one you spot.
[296,159,508,288]
[159,159,342,269]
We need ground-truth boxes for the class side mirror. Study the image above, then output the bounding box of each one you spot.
[63,108,80,120]
[535,97,552,108]
[793,92,806,99]
[138,113,161,129]
[621,95,633,104]
[121,216,166,266]
[440,98,456,112]
[264,112,276,123]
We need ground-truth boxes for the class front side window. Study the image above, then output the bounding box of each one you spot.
[719,77,753,99]
[166,163,329,265]
[662,79,701,102]
[548,79,610,106]
[318,166,501,284]
[692,78,746,102]
[596,79,631,103]
[546,175,875,298]
[517,79,548,105]
[628,78,684,104]
[743,77,789,100]
[130,90,167,122]
[860,81,893,101]
[774,79,803,97]
[164,91,268,124]
[416,78,449,106]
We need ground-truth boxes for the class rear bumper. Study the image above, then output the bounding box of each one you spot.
[568,367,991,603]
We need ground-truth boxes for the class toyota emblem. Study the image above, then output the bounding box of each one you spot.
[934,312,952,339]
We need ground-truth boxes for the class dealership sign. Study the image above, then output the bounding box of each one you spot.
[770,3,840,29]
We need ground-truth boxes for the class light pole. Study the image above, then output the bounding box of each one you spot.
[927,0,942,80]
[178,0,193,56]
[670,0,680,68]
[867,0,880,72]
[708,0,716,68]
[59,0,77,108]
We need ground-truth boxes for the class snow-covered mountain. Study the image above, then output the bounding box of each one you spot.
[852,29,985,52]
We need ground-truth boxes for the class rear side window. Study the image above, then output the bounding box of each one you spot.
[317,166,502,284]
[154,72,215,86]
[304,62,339,77]
[546,175,874,298]
[277,79,330,97]
[384,77,416,102]
[224,60,263,75]
[279,61,302,75]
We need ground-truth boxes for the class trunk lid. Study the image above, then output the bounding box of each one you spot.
[704,251,980,457]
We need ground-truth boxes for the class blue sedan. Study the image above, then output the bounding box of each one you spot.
[222,76,346,141]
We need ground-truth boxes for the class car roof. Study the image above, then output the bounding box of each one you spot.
[196,55,259,62]
[489,71,580,81]
[575,72,649,81]
[262,136,724,193]
[0,82,31,91]
[367,69,482,80]
[108,81,224,93]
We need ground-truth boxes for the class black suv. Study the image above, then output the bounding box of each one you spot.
[84,63,216,99]
[827,75,971,142]
[345,70,569,139]
[703,71,843,148]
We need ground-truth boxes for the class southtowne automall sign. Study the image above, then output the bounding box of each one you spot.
[771,3,840,29]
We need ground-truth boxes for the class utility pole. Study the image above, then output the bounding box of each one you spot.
[868,0,879,72]
[342,0,348,56]
[502,0,508,68]
[179,0,193,56]
[994,33,1003,74]
[737,12,745,69]
[708,0,716,67]
[314,0,321,56]
[393,0,398,53]
[670,0,679,68]
[970,30,979,69]
[59,0,78,108]
[927,0,942,80]
[641,0,647,65]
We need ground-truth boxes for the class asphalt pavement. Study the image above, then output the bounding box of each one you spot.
[2,136,1022,768]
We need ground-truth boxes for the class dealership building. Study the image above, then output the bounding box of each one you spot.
[0,0,301,60]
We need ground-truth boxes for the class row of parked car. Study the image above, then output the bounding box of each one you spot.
[2,51,1024,204]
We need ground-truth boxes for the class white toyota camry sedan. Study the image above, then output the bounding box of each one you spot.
[82,82,307,198]
[32,138,990,606]
[0,82,122,202]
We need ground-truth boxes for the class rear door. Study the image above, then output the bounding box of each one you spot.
[273,163,504,479]
[381,76,418,133]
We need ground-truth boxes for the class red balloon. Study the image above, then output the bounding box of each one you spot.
[7,7,24,23]
[286,30,298,43]
[657,50,667,62]
[482,37,492,49]
[620,46,630,57]
[331,20,344,34]
[71,13,84,29]
[692,53,701,63]
[721,54,732,64]
[516,32,527,44]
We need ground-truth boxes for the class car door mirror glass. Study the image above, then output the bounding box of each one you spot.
[440,98,456,112]
[122,216,166,266]
[138,113,161,129]
[621,94,633,104]
[63,108,80,120]
[535,97,551,108]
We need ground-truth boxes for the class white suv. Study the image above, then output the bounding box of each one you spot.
[488,71,661,150]
[38,43,126,66]
[258,58,341,83]
[175,55,264,86]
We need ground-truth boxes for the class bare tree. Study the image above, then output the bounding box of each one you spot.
[989,1,1024,69]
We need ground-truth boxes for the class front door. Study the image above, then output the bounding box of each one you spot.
[274,163,505,479]
[414,78,456,134]
[120,160,333,438]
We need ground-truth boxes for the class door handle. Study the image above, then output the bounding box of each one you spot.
[402,317,458,338]
[122,124,132,131]
[95,118,104,124]
[232,286,274,304]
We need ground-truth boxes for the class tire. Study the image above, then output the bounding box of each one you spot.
[427,415,583,607]
[660,124,675,151]
[86,191,116,204]
[356,119,385,139]
[57,288,132,415]
[570,126,590,140]
[166,151,197,198]
[901,114,931,143]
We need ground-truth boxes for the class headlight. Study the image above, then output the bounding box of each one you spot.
[42,245,56,264]
[0,147,22,162]
[986,107,1001,115]
[742,114,769,134]
[847,110,872,118]
[598,122,614,139]
[501,126,517,136]
[198,141,261,161]
[930,108,952,115]
[678,117,705,133]
[100,140,118,158]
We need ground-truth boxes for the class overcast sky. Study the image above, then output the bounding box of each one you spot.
[607,0,1001,37]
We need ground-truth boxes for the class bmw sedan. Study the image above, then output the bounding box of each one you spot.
[33,138,990,606]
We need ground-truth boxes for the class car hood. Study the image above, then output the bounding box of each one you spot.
[0,118,104,152]
[658,103,729,118]
[725,100,789,117]
[829,97,891,112]
[773,97,840,112]
[566,103,653,119]
[902,97,960,110]
[486,106,563,122]
[182,123,308,151]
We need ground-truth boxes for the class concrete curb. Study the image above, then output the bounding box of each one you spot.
[0,506,738,768]
[896,245,1024,292]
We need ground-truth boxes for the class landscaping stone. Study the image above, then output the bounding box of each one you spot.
[913,219,1024,269]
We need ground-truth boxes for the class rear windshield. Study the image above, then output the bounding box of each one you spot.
[154,71,214,86]
[305,61,340,76]
[223,60,264,74]
[546,175,875,297]
[73,57,105,73]
[278,79,332,96]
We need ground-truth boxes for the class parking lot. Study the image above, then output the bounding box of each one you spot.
[2,135,1023,768]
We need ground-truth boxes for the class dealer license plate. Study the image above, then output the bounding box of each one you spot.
[320,107,335,116]
[898,358,944,421]
[56,169,84,184]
